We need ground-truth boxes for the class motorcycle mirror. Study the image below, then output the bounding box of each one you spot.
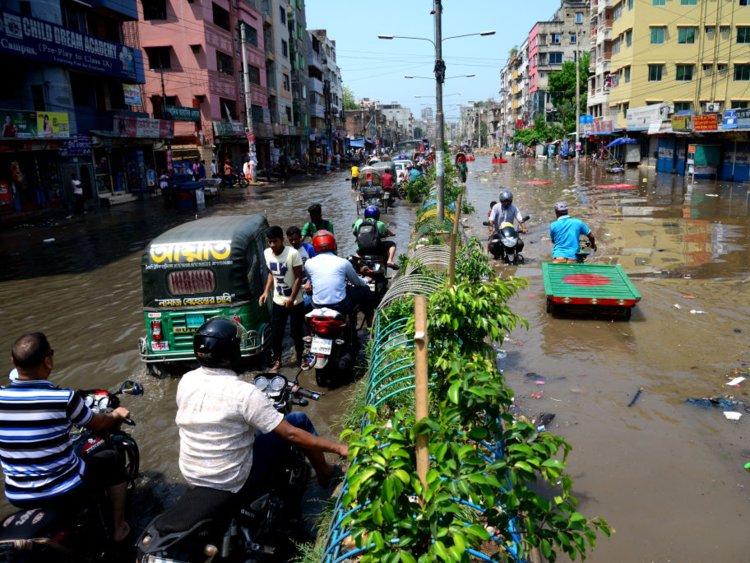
[119,380,144,396]
[522,215,531,222]
[482,221,490,226]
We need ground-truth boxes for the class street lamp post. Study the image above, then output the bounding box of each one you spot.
[575,25,581,161]
[379,11,494,221]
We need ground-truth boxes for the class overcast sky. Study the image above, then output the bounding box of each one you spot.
[306,0,562,120]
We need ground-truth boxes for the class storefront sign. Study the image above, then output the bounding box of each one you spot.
[0,9,142,82]
[0,109,70,138]
[723,108,750,130]
[671,115,693,132]
[114,116,173,139]
[626,103,671,131]
[693,114,719,132]
[213,121,244,137]
[60,135,91,156]
[123,84,142,106]
[166,105,200,122]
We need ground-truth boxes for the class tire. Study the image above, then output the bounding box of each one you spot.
[116,435,141,484]
[146,363,166,378]
[315,365,332,387]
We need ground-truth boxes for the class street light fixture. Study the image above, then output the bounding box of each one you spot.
[378,10,495,221]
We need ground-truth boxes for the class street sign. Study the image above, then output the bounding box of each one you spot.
[165,106,200,122]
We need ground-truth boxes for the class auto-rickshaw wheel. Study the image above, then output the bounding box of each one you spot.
[147,363,167,378]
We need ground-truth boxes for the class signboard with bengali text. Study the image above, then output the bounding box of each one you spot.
[693,114,719,132]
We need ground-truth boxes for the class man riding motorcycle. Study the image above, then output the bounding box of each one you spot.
[304,230,375,324]
[550,201,597,262]
[0,332,132,543]
[176,319,347,497]
[488,189,527,253]
[352,205,399,270]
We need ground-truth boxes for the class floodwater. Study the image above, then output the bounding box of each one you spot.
[1,158,749,561]
[465,156,750,562]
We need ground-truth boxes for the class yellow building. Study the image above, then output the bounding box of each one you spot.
[593,0,750,129]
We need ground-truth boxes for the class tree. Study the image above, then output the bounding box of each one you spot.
[548,51,590,134]
[342,86,358,111]
[512,116,564,146]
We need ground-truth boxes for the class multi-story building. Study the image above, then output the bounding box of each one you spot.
[307,30,326,158]
[288,0,308,159]
[380,103,414,144]
[138,0,270,170]
[311,29,345,157]
[262,0,294,161]
[604,0,750,128]
[528,1,590,123]
[0,0,147,213]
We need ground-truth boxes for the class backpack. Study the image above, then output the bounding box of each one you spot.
[356,218,382,254]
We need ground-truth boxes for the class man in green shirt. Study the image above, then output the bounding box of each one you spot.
[301,203,335,240]
[352,205,398,269]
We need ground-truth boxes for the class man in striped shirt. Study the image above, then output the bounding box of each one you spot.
[0,333,132,542]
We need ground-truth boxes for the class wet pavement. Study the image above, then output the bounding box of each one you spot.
[1,159,749,560]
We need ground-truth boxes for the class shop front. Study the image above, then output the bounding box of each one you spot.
[213,121,249,174]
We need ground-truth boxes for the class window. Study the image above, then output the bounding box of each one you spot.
[703,63,714,74]
[62,0,87,32]
[628,0,634,8]
[622,102,629,116]
[279,6,286,23]
[678,27,697,43]
[624,66,631,82]
[613,3,622,19]
[717,63,728,73]
[145,46,171,69]
[571,34,577,44]
[31,85,45,111]
[735,64,750,80]
[680,0,697,4]
[212,3,230,31]
[674,101,692,112]
[738,27,750,43]
[285,106,292,122]
[219,98,235,120]
[648,64,664,81]
[576,12,583,23]
[247,65,261,85]
[70,73,92,106]
[653,0,665,4]
[742,0,749,5]
[168,270,215,295]
[651,27,666,44]
[705,26,715,37]
[626,29,632,46]
[19,1,31,15]
[281,39,288,58]
[732,101,749,108]
[245,24,258,46]
[282,73,290,91]
[549,52,563,64]
[676,64,694,80]
[216,50,233,76]
[613,38,621,54]
[552,33,561,44]
[142,0,167,20]
[251,104,264,123]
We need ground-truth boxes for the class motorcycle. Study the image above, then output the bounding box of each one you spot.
[136,373,320,563]
[349,254,389,306]
[303,305,359,388]
[484,216,530,265]
[0,381,143,563]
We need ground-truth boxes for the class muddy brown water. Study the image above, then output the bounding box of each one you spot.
[1,160,749,560]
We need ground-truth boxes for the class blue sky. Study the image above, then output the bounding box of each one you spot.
[306,0,562,120]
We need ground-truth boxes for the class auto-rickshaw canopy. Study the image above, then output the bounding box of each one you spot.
[141,214,269,308]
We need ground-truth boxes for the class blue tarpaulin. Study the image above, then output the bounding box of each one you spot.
[607,137,639,147]
[349,138,365,148]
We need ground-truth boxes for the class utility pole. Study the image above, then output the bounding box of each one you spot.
[240,22,255,161]
[575,27,581,161]
[159,65,169,118]
[434,0,446,222]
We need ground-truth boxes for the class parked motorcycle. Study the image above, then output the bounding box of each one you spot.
[484,215,530,265]
[0,380,143,563]
[136,373,319,563]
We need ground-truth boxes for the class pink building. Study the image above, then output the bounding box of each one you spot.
[137,0,268,167]
[528,24,541,97]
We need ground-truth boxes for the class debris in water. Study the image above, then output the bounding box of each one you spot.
[495,350,507,360]
[43,238,55,243]
[531,392,543,399]
[727,377,746,387]
[686,396,738,410]
[723,411,742,421]
[734,328,742,334]
[535,380,545,386]
[627,387,644,408]
[525,372,544,381]
[681,295,696,299]
[689,309,705,314]
[674,303,682,309]
[705,194,719,197]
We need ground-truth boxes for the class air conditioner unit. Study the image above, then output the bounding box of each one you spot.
[704,102,721,113]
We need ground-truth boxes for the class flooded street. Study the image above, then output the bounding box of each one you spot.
[1,158,749,560]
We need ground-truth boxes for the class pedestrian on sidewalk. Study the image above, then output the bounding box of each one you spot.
[210,159,218,178]
[259,226,305,371]
[71,173,84,214]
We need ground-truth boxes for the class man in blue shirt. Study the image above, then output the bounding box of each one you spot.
[550,202,597,262]
[0,333,132,542]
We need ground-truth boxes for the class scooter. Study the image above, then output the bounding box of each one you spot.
[484,216,530,265]
[349,254,389,306]
[0,381,143,563]
[136,373,320,563]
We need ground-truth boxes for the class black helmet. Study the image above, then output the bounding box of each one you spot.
[499,189,513,207]
[193,318,241,369]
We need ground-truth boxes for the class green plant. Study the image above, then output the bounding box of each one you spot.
[455,237,493,281]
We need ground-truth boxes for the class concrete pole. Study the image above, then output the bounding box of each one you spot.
[575,31,580,161]
[434,0,445,222]
[240,22,255,161]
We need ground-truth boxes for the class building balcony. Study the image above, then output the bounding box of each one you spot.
[597,26,612,44]
[310,103,325,119]
[308,77,324,95]
[588,88,610,107]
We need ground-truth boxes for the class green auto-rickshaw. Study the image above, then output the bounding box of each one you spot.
[138,214,271,374]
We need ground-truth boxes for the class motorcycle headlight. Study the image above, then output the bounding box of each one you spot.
[254,376,270,391]
[269,375,287,393]
[501,237,516,248]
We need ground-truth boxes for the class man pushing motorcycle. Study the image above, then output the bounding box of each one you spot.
[176,319,348,497]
